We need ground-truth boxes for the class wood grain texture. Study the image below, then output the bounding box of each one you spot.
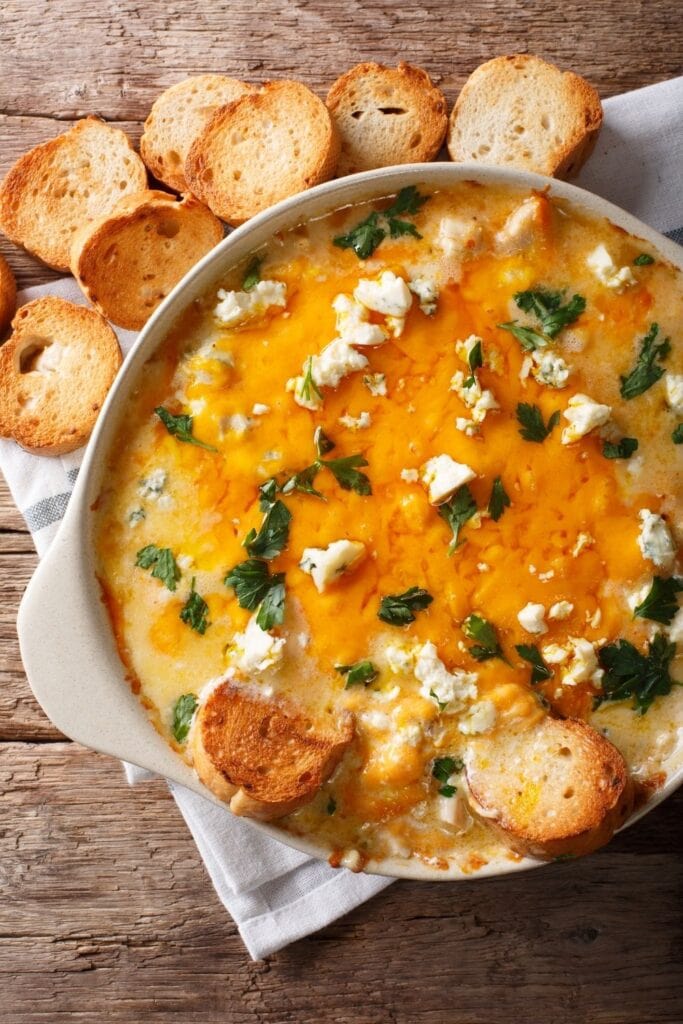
[0,1,682,1019]
[1,741,682,1024]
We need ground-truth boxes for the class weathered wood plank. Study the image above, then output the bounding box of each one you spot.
[0,741,681,1023]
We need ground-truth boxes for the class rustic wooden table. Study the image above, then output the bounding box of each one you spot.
[1,2,682,1021]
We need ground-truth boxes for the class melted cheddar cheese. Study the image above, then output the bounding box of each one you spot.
[95,182,682,871]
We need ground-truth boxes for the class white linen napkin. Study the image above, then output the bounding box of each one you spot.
[1,76,681,959]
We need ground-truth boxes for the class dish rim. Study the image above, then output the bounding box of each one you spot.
[17,161,683,882]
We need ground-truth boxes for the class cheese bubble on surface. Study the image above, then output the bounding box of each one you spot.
[421,454,476,505]
[665,373,683,416]
[228,615,285,674]
[637,510,676,569]
[214,279,287,327]
[561,393,611,444]
[300,539,366,593]
[517,602,548,635]
[354,271,413,318]
[413,641,478,710]
[586,244,637,292]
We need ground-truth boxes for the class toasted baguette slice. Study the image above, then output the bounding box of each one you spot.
[465,716,632,860]
[0,253,17,336]
[71,190,223,330]
[140,75,257,193]
[447,55,603,179]
[185,80,340,225]
[191,682,353,820]
[326,62,448,175]
[0,118,147,271]
[0,297,121,455]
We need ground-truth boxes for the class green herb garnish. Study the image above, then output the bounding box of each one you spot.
[463,614,506,662]
[180,578,210,635]
[488,476,510,522]
[135,544,181,591]
[634,576,682,625]
[514,289,586,339]
[619,323,670,399]
[463,338,483,386]
[258,477,279,510]
[301,356,323,404]
[633,253,655,266]
[282,463,324,499]
[596,634,677,715]
[378,586,433,625]
[673,424,683,444]
[244,499,292,559]
[224,558,286,629]
[335,660,379,688]
[515,643,553,684]
[333,187,429,259]
[602,437,639,459]
[172,693,198,743]
[155,406,217,451]
[432,756,464,797]
[319,453,371,495]
[438,485,477,554]
[429,689,449,712]
[516,403,560,443]
[314,426,335,457]
[242,256,262,291]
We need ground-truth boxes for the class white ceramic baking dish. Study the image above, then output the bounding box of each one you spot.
[17,163,683,881]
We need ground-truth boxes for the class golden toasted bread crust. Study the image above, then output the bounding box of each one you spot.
[191,682,353,820]
[466,716,633,860]
[0,117,147,271]
[448,54,602,180]
[327,61,448,175]
[185,80,340,225]
[71,190,224,330]
[140,75,258,193]
[0,253,17,337]
[0,296,121,455]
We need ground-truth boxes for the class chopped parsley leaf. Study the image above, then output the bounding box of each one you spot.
[301,356,323,404]
[516,403,560,443]
[497,321,550,351]
[172,693,198,743]
[155,406,217,451]
[224,558,286,629]
[244,499,292,559]
[378,586,433,625]
[633,576,682,625]
[335,660,379,688]
[258,477,279,510]
[438,485,477,554]
[633,253,655,266]
[515,643,553,684]
[602,437,639,459]
[463,614,506,662]
[242,255,262,291]
[333,187,429,259]
[319,453,371,495]
[514,289,586,339]
[135,544,180,591]
[488,476,510,522]
[432,756,464,784]
[439,784,457,798]
[467,339,483,374]
[282,463,324,499]
[596,633,677,715]
[619,323,670,399]
[180,578,210,635]
[673,423,683,444]
[429,689,449,712]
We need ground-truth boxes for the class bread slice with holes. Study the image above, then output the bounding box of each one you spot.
[465,716,632,859]
[447,55,603,179]
[70,190,223,330]
[190,681,354,820]
[326,62,448,175]
[0,253,17,337]
[185,80,340,225]
[0,296,121,455]
[0,118,147,271]
[140,75,258,193]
